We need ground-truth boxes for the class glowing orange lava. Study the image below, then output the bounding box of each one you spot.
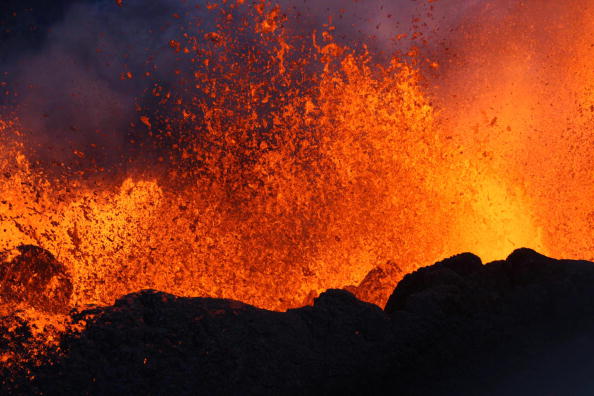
[0,0,592,313]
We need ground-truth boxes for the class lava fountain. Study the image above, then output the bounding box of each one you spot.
[0,0,592,315]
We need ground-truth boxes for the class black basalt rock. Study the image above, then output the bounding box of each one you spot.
[5,248,594,395]
[384,252,482,315]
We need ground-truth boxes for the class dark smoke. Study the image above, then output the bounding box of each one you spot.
[0,0,481,170]
[1,0,207,167]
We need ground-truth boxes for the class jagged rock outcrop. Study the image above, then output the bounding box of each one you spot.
[384,249,594,395]
[4,248,594,395]
[13,289,392,395]
[0,245,72,313]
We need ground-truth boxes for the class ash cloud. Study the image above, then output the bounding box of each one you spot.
[1,0,204,166]
[0,0,483,168]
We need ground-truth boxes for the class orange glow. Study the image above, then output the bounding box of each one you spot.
[0,0,593,318]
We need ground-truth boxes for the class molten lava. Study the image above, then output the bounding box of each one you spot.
[0,0,593,315]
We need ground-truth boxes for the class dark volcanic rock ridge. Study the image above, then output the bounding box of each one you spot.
[3,248,594,395]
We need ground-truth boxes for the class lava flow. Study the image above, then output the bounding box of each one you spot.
[0,0,593,316]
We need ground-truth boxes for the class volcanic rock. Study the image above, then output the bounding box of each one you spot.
[5,248,594,395]
[384,252,482,314]
[384,248,594,395]
[0,245,72,313]
[20,288,392,395]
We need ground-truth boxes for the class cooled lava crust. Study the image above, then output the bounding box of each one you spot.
[3,248,594,395]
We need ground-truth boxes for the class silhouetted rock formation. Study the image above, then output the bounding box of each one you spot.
[384,252,483,313]
[384,249,594,395]
[0,245,72,313]
[4,248,594,395]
